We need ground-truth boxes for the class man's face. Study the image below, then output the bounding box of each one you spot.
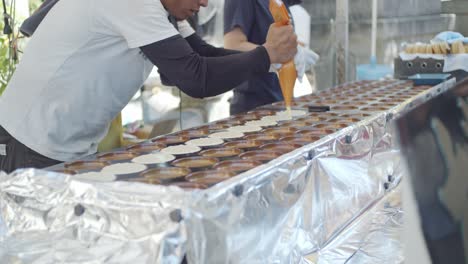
[165,0,208,20]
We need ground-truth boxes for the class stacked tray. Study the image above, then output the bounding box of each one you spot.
[48,80,432,189]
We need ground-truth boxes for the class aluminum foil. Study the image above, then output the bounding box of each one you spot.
[0,169,188,264]
[185,80,455,263]
[309,119,403,249]
[184,115,401,263]
[304,185,403,264]
[186,150,315,264]
[0,80,456,264]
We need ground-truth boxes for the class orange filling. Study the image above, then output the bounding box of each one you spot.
[269,0,297,111]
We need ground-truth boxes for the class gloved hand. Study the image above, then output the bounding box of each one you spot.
[432,31,465,44]
[303,47,320,72]
[270,46,320,82]
[294,45,320,82]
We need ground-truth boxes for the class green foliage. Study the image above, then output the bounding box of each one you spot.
[0,0,27,96]
[0,0,47,96]
[29,0,43,14]
[0,30,18,95]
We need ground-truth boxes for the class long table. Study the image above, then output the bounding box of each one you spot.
[0,79,455,263]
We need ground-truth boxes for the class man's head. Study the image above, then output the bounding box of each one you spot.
[161,0,208,21]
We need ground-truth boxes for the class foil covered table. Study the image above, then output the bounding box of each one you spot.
[0,79,456,263]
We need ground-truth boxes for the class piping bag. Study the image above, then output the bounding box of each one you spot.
[269,0,297,117]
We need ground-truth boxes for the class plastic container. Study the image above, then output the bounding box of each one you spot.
[98,151,137,162]
[223,140,263,150]
[126,142,166,153]
[140,167,192,184]
[239,150,282,163]
[214,160,263,173]
[172,157,219,171]
[64,160,110,171]
[152,135,190,146]
[200,148,243,160]
[356,60,393,81]
[186,170,237,186]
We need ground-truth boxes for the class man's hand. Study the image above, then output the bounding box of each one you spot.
[263,24,298,64]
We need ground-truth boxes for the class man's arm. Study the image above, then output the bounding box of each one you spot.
[140,35,270,98]
[19,0,59,37]
[224,27,258,52]
[223,0,258,52]
[185,33,240,57]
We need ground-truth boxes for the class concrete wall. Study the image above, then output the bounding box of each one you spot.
[303,0,441,21]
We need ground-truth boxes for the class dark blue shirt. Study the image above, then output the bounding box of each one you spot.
[224,0,293,114]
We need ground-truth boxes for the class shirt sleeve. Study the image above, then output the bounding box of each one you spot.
[224,0,255,35]
[140,35,270,98]
[95,0,180,49]
[185,34,240,57]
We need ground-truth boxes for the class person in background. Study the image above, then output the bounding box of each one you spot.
[224,0,317,115]
[0,0,298,173]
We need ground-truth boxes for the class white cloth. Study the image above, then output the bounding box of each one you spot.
[290,4,318,84]
[289,5,311,48]
[444,54,468,73]
[294,46,320,82]
[0,0,194,161]
[294,47,306,82]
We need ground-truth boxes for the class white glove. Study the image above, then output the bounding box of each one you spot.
[294,46,306,82]
[269,46,320,83]
[294,45,320,82]
[303,47,320,71]
[269,57,305,82]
